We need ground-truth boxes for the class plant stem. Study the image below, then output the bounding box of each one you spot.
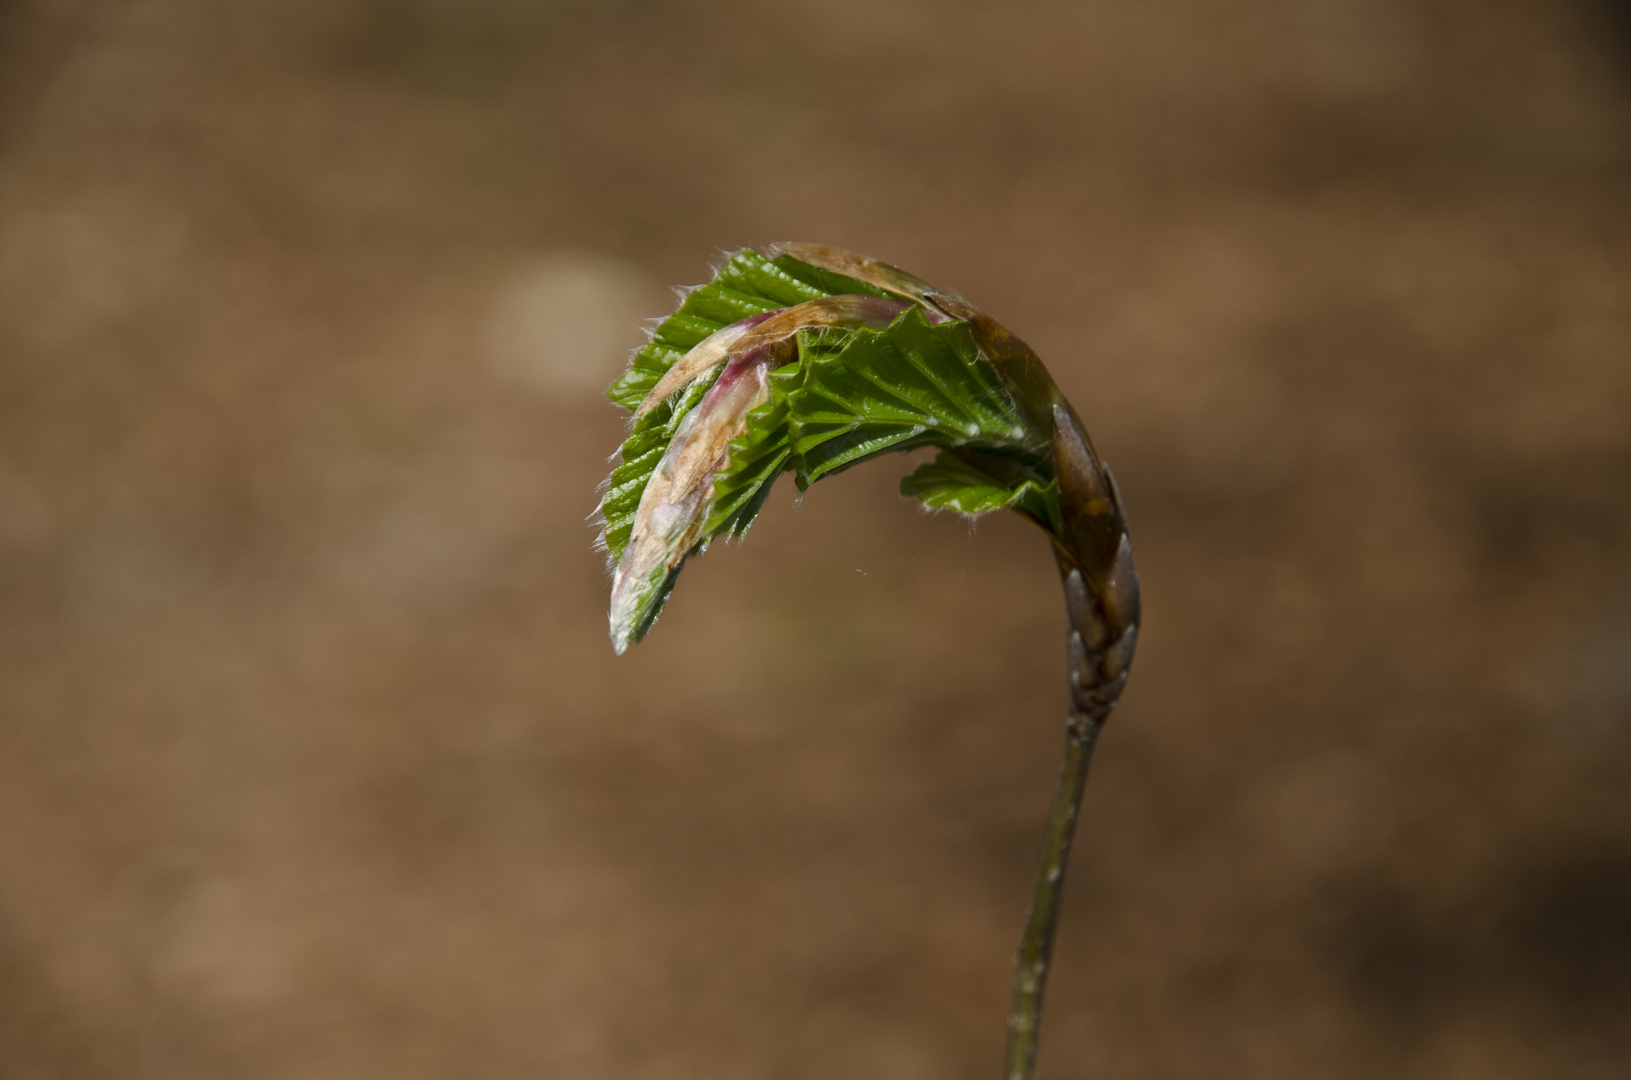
[997,404,1138,1079]
[1003,706,1102,1080]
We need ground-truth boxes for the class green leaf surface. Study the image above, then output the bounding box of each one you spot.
[599,249,1062,648]
[600,252,913,559]
[789,308,1043,486]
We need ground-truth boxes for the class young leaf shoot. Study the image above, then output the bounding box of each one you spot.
[596,243,1141,1080]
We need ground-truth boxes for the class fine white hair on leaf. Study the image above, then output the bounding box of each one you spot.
[709,248,748,279]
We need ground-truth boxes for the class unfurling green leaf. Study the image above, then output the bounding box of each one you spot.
[901,450,1062,534]
[596,244,1074,652]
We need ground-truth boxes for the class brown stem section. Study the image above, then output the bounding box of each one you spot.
[1004,705,1101,1080]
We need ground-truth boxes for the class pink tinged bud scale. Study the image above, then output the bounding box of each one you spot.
[610,346,783,653]
[766,242,963,324]
[634,311,775,420]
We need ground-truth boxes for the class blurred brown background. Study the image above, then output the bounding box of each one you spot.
[1,1,1629,1077]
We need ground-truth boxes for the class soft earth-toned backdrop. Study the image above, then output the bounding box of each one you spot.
[1,2,1628,1078]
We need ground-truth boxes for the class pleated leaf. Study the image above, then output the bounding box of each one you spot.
[789,308,1045,486]
[901,449,1061,533]
[599,251,891,563]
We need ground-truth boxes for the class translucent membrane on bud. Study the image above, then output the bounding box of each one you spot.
[767,242,963,322]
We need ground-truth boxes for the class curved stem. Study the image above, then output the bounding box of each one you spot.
[1003,709,1101,1080]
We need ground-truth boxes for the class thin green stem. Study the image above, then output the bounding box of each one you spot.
[1003,711,1102,1080]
